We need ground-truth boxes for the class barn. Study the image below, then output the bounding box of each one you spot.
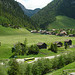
[64,40,72,45]
[31,30,38,33]
[69,34,75,37]
[37,42,47,49]
[53,41,63,47]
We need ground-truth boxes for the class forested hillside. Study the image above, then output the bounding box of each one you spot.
[0,0,36,29]
[31,0,75,29]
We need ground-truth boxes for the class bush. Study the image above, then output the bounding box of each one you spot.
[57,55,65,69]
[49,43,58,53]
[42,59,53,74]
[27,45,39,55]
[25,64,32,75]
[8,59,20,75]
[52,56,58,70]
[65,43,68,49]
[12,42,22,55]
[0,65,7,75]
[32,62,41,75]
[12,39,28,56]
[54,43,58,53]
[32,59,53,75]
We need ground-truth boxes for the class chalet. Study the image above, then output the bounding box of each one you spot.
[53,41,63,47]
[37,42,47,49]
[51,32,56,35]
[69,34,74,37]
[40,30,46,34]
[57,31,67,36]
[64,39,72,45]
[31,30,38,33]
[69,34,75,37]
[60,31,67,35]
[52,29,56,31]
[46,32,52,35]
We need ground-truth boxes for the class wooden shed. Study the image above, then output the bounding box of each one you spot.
[31,30,38,33]
[37,42,47,49]
[53,41,63,47]
[69,34,74,37]
[64,39,72,45]
[69,34,75,37]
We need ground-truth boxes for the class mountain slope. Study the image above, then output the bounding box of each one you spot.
[18,2,40,17]
[0,0,36,29]
[47,16,75,29]
[0,25,29,35]
[31,0,75,29]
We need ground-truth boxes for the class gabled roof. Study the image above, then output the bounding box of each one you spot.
[37,42,46,45]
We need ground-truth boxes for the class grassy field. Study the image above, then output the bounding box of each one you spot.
[46,62,75,75]
[0,25,75,59]
[48,16,75,29]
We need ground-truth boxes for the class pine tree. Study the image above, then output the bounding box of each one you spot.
[65,43,68,49]
[8,59,20,75]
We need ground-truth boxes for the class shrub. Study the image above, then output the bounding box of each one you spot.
[27,45,39,55]
[0,65,7,75]
[42,59,53,74]
[8,59,20,75]
[32,59,53,75]
[65,43,68,49]
[32,62,41,75]
[52,56,58,70]
[57,55,65,69]
[49,43,55,51]
[25,64,32,75]
[53,43,58,53]
[12,42,22,55]
[49,43,58,53]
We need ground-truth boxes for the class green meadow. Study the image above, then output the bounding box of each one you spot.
[46,62,75,75]
[0,25,75,59]
[48,16,75,29]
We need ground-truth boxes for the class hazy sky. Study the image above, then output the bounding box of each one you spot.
[16,0,53,10]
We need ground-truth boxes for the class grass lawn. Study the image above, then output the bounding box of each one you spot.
[45,62,75,75]
[0,25,75,59]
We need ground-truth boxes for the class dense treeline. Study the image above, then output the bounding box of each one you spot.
[1,51,75,75]
[58,0,75,18]
[0,0,36,29]
[31,0,75,29]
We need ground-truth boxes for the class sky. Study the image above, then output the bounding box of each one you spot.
[16,0,53,10]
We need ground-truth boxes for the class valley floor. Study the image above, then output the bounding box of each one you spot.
[0,33,75,59]
[0,25,75,59]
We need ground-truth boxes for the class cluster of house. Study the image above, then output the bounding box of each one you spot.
[31,30,52,35]
[31,29,75,37]
[36,39,72,49]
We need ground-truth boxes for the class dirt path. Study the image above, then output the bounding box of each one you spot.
[16,54,60,63]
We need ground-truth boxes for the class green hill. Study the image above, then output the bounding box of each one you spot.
[46,62,75,75]
[47,16,75,29]
[0,0,36,29]
[0,25,30,35]
[31,0,75,29]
